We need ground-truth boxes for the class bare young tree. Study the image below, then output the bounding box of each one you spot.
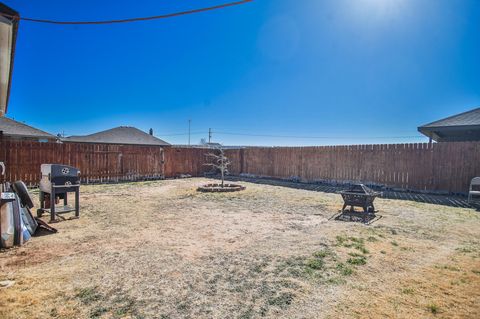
[205,147,230,187]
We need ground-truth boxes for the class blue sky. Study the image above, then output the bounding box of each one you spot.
[4,0,480,146]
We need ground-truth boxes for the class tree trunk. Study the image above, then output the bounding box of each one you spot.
[221,169,224,188]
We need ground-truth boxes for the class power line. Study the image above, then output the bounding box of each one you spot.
[212,131,425,139]
[0,0,253,25]
[153,130,425,140]
[158,131,205,136]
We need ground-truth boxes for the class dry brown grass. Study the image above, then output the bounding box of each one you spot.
[1,178,479,318]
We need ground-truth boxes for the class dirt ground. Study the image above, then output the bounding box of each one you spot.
[1,178,479,319]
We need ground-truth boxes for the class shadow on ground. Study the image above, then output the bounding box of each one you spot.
[329,210,383,225]
[223,176,476,209]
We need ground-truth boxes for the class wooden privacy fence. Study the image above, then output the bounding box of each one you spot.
[0,139,165,185]
[1,139,479,193]
[225,142,480,194]
[163,147,209,177]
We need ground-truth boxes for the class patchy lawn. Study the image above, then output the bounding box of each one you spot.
[1,178,479,319]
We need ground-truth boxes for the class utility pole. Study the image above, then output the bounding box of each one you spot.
[208,128,212,143]
[188,119,191,147]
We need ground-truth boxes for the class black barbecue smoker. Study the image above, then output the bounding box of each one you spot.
[37,164,80,222]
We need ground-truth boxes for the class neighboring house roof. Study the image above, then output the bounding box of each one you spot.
[419,107,480,128]
[64,126,170,146]
[0,117,56,139]
[418,107,480,142]
[205,142,222,148]
[172,144,244,149]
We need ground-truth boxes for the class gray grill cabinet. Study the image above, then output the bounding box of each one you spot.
[38,164,80,222]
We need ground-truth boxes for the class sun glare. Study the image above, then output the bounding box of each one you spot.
[349,0,408,21]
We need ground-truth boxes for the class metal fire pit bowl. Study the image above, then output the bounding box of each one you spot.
[338,184,382,213]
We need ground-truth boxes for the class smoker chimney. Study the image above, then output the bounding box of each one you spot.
[149,128,153,136]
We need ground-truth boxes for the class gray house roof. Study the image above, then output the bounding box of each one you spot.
[419,107,480,128]
[418,107,480,142]
[64,126,170,146]
[0,117,56,139]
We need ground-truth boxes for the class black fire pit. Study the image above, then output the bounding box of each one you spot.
[338,184,382,213]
